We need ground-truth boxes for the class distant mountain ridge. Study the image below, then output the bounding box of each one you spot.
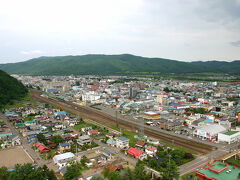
[0,54,239,75]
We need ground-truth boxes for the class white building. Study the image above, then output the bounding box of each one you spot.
[116,136,129,149]
[53,152,76,167]
[77,135,92,146]
[218,131,240,144]
[82,92,100,102]
[193,124,227,141]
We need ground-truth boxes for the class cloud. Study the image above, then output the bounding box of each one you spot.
[196,0,240,27]
[230,40,240,47]
[20,50,43,55]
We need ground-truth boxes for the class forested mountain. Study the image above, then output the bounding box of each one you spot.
[0,70,27,109]
[0,54,239,75]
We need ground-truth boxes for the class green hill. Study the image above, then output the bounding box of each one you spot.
[0,70,28,109]
[0,54,239,75]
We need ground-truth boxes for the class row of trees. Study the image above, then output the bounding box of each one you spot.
[0,164,56,180]
[185,107,207,114]
[163,87,183,93]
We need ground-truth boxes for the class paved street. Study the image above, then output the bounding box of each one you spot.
[179,147,228,176]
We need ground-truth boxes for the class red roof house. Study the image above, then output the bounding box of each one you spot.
[71,132,78,137]
[126,147,143,159]
[34,142,49,153]
[34,142,41,148]
[136,141,145,148]
[145,145,157,157]
[38,145,49,153]
[88,130,99,135]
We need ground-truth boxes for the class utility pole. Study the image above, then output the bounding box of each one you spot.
[116,110,118,128]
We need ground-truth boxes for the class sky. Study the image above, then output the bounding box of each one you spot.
[0,0,240,63]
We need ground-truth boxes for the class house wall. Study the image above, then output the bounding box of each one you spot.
[218,132,240,144]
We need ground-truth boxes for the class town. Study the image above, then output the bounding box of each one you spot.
[1,75,240,179]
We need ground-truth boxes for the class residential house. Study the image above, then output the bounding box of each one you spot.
[106,139,116,147]
[53,124,65,131]
[88,130,99,136]
[135,141,145,148]
[102,149,113,161]
[116,136,129,149]
[105,164,123,171]
[77,135,92,146]
[59,143,71,153]
[53,152,76,166]
[106,132,117,140]
[34,142,49,153]
[62,133,74,141]
[145,145,157,157]
[81,126,92,133]
[126,147,143,159]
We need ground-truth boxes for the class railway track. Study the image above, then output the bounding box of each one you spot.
[30,90,214,154]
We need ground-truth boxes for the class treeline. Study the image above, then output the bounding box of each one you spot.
[163,87,183,93]
[0,70,27,110]
[185,107,207,114]
[0,164,56,180]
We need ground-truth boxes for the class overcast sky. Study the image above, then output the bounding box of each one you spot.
[0,0,240,63]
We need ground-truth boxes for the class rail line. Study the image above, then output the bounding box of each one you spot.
[30,90,214,154]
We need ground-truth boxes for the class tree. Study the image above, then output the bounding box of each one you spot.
[134,161,151,180]
[109,171,121,180]
[37,133,47,145]
[184,152,194,159]
[80,157,89,167]
[6,163,57,180]
[0,166,9,180]
[64,162,82,180]
[161,160,179,180]
[123,167,134,180]
[91,177,103,180]
[51,135,64,145]
[171,149,185,165]
[149,158,158,169]
[101,168,110,178]
[75,81,80,86]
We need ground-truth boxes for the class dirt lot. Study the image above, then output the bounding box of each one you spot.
[0,146,33,168]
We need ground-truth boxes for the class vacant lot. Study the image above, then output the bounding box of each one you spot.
[0,146,33,168]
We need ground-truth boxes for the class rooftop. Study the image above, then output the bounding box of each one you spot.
[224,131,239,136]
[116,136,129,141]
[197,161,240,180]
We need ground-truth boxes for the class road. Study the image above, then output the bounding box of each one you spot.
[179,147,228,176]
